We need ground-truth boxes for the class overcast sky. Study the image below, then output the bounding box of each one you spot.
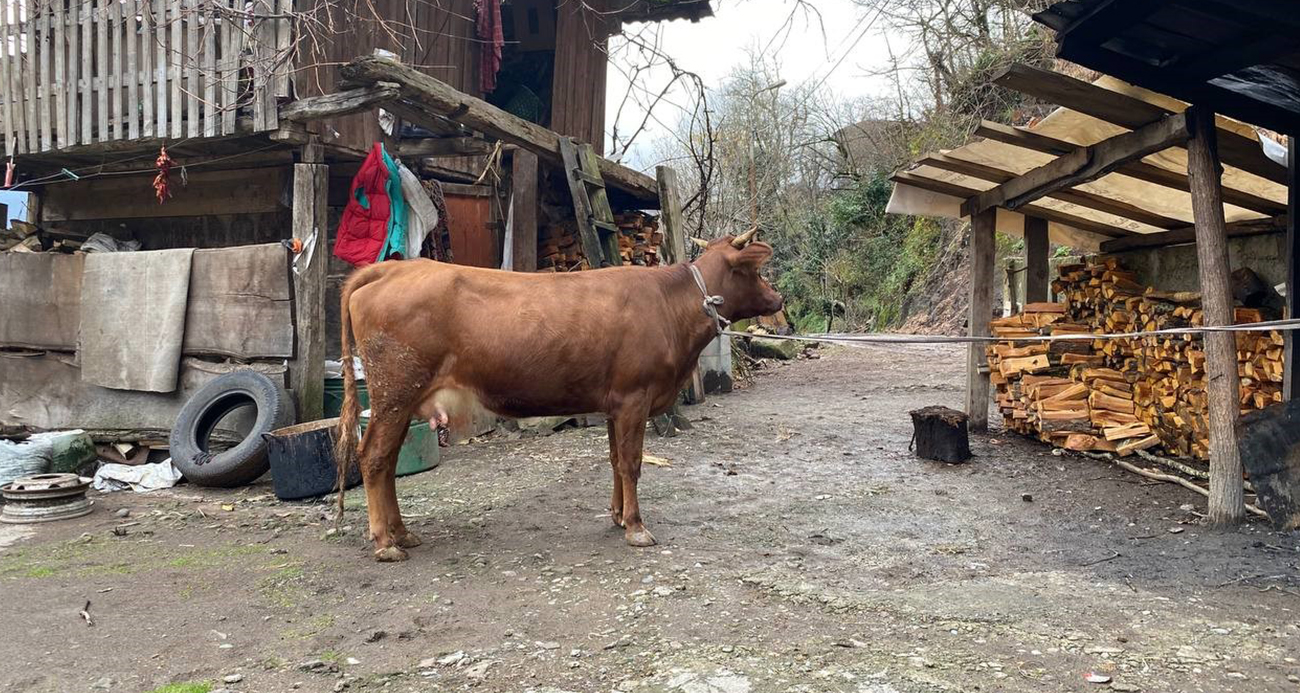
[605,0,899,170]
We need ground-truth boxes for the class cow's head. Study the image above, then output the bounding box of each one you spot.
[692,228,784,320]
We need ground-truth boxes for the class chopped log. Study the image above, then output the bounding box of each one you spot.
[909,406,972,464]
[1116,434,1162,457]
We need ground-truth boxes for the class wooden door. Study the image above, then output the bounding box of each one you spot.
[444,193,496,268]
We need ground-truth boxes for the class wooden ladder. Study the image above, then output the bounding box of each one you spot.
[559,137,621,268]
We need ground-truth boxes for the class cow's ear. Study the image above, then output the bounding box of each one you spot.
[733,241,773,267]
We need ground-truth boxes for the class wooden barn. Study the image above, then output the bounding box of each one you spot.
[0,0,711,442]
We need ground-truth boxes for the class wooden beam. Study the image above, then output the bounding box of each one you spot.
[1057,0,1161,47]
[890,171,1133,239]
[341,56,659,204]
[1099,215,1285,252]
[1186,106,1245,527]
[1173,34,1300,82]
[1024,216,1049,302]
[992,64,1288,185]
[1287,136,1298,402]
[1055,43,1300,139]
[278,84,401,123]
[396,136,495,158]
[656,165,687,265]
[289,161,328,423]
[966,208,996,432]
[509,149,538,272]
[960,112,1191,217]
[975,120,1288,216]
[923,152,1186,229]
[655,164,703,403]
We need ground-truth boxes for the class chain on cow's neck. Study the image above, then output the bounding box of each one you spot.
[689,263,729,336]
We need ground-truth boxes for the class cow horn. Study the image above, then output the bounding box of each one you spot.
[732,226,759,248]
[690,237,711,249]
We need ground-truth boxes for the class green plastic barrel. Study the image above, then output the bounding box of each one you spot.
[324,378,370,418]
[359,414,440,477]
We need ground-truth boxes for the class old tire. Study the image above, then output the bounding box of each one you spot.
[169,370,295,488]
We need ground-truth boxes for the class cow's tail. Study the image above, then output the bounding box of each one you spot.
[334,264,383,524]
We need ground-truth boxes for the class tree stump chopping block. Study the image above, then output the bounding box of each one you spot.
[909,406,972,464]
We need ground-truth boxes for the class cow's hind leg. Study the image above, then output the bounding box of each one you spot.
[606,419,624,527]
[359,414,413,562]
[612,410,655,547]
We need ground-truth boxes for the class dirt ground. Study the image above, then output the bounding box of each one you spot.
[3,344,1299,693]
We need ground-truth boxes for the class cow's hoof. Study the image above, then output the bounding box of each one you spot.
[625,528,657,547]
[374,546,409,562]
[396,532,423,549]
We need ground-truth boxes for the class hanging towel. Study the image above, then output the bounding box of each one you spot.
[80,248,194,392]
[375,147,409,262]
[334,143,394,267]
[398,162,440,260]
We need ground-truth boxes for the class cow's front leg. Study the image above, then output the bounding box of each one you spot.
[613,411,655,547]
[359,416,413,562]
[606,419,624,527]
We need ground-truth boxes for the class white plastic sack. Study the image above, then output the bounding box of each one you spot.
[0,435,54,486]
[92,459,183,493]
[323,357,366,380]
[398,162,440,260]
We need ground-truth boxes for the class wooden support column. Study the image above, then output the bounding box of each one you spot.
[510,149,538,272]
[1286,135,1298,402]
[290,157,329,423]
[656,164,705,404]
[966,208,996,432]
[657,165,687,265]
[1186,106,1245,526]
[1024,216,1050,303]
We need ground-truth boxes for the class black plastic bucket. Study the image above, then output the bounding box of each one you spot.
[262,418,362,501]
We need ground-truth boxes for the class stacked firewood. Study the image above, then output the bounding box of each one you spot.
[537,221,590,272]
[615,212,663,266]
[537,213,663,271]
[988,257,1284,460]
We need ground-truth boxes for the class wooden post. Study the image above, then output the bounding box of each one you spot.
[966,208,996,431]
[1186,106,1245,526]
[656,164,704,404]
[1024,215,1050,303]
[1285,135,1298,402]
[656,165,687,265]
[290,158,328,423]
[510,149,538,272]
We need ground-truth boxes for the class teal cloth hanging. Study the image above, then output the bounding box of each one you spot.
[375,146,409,262]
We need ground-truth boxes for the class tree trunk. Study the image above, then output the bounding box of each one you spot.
[1186,106,1245,527]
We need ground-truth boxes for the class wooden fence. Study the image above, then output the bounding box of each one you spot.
[0,0,294,156]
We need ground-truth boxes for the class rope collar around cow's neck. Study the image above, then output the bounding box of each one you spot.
[689,263,729,336]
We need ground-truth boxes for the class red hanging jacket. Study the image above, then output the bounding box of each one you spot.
[334,143,393,267]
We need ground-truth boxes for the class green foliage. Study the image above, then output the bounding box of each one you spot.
[773,172,945,331]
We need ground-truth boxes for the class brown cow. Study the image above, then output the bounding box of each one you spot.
[334,230,783,561]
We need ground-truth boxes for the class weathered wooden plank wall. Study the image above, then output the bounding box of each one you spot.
[297,0,482,155]
[0,0,290,154]
[552,0,611,154]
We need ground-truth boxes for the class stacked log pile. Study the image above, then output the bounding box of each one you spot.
[615,212,663,266]
[538,222,590,272]
[537,212,663,271]
[988,257,1284,460]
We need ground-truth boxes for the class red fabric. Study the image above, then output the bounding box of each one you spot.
[476,0,503,93]
[334,143,393,268]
